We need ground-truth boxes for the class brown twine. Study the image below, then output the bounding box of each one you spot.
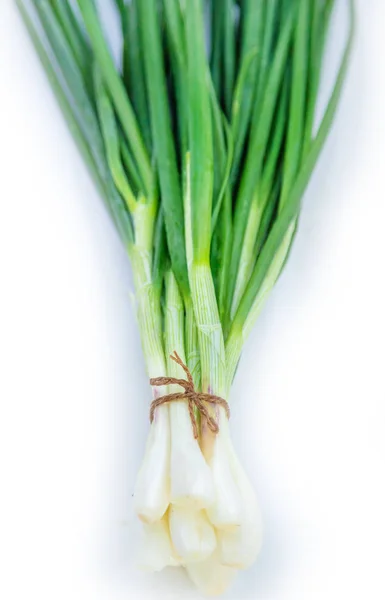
[149,351,230,439]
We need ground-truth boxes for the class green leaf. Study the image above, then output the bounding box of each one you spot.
[51,0,91,88]
[152,208,170,290]
[254,0,280,107]
[231,0,265,183]
[226,7,296,318]
[303,0,336,156]
[222,0,236,117]
[77,0,152,197]
[163,0,188,158]
[137,0,189,296]
[210,0,223,103]
[120,134,144,196]
[232,0,355,333]
[125,1,152,152]
[93,65,137,214]
[17,2,102,201]
[185,0,214,265]
[280,0,311,207]
[27,0,134,244]
[211,116,234,232]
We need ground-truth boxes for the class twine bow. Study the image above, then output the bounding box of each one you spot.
[149,351,230,439]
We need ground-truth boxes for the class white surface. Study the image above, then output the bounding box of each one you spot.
[0,2,384,599]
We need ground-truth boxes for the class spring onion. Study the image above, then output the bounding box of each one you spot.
[18,0,354,595]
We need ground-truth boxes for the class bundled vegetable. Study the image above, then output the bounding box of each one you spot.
[17,0,354,595]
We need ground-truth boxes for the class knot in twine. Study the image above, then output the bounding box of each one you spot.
[149,351,230,439]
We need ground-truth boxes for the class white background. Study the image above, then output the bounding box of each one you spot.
[0,1,384,599]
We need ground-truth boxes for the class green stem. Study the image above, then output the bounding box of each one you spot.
[226,221,296,385]
[185,298,201,389]
[129,203,165,379]
[189,264,226,397]
[164,271,186,368]
[230,193,264,320]
[225,325,243,394]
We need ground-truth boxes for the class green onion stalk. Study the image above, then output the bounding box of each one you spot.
[17,0,355,595]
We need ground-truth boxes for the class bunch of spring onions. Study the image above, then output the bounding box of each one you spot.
[18,0,354,595]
